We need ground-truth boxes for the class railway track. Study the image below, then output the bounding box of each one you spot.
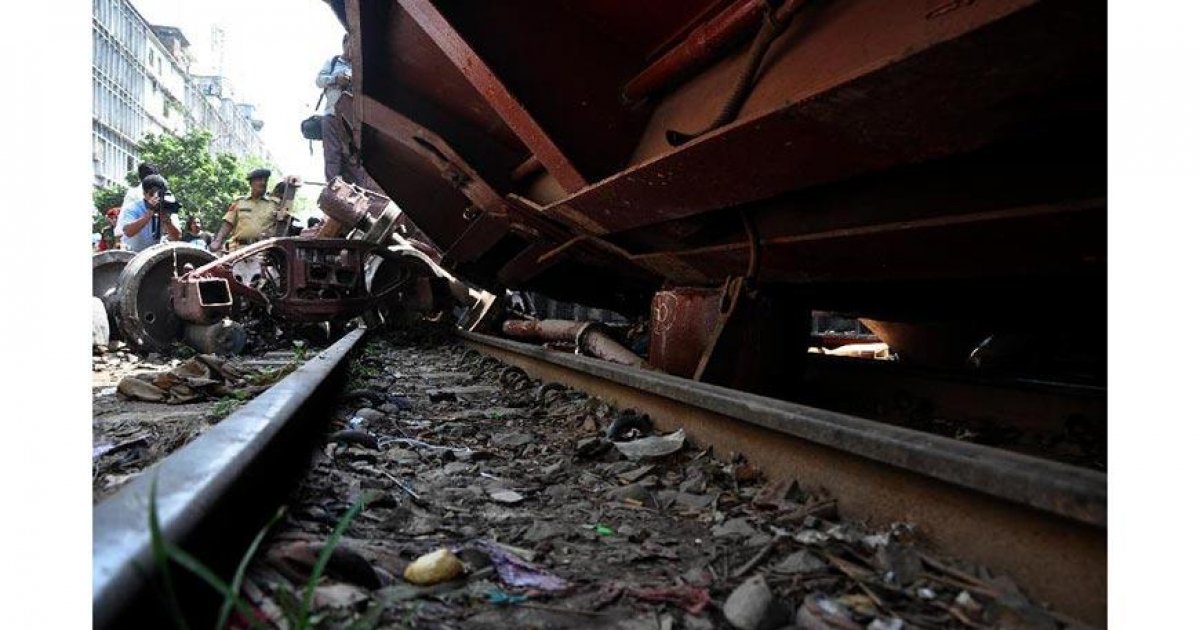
[460,331,1107,625]
[93,325,1106,628]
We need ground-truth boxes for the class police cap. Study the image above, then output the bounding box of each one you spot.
[247,168,271,181]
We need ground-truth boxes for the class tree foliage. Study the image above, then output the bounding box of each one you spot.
[115,129,276,232]
[93,183,126,213]
[92,183,127,233]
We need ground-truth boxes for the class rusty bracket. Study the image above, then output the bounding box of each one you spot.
[686,275,811,396]
[692,276,749,382]
[169,277,235,325]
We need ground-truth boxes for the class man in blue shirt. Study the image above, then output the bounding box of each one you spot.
[116,175,180,252]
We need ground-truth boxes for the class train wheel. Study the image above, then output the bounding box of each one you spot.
[114,243,218,353]
[93,250,135,339]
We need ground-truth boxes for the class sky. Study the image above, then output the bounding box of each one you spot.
[132,0,347,189]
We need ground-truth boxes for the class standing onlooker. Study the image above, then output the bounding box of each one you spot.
[210,169,280,252]
[97,207,121,251]
[182,216,213,249]
[315,35,372,186]
[122,163,159,209]
[116,174,181,253]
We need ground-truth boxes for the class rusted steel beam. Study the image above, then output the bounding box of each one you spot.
[346,0,365,149]
[509,155,544,182]
[439,212,510,268]
[496,242,557,286]
[460,331,1107,626]
[545,0,1100,236]
[359,95,509,216]
[633,198,1106,285]
[395,0,589,192]
[622,0,766,103]
[501,319,648,369]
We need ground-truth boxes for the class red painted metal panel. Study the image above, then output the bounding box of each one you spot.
[544,0,1101,236]
[649,287,724,377]
[396,0,589,192]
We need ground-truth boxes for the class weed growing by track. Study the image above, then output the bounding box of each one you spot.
[207,393,247,421]
[147,476,365,629]
[346,337,388,389]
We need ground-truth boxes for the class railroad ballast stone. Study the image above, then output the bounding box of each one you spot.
[233,325,1069,628]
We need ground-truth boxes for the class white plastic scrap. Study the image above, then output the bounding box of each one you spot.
[793,529,829,545]
[862,532,890,549]
[613,428,687,460]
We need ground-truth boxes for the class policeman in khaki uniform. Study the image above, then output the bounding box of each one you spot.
[210,168,282,252]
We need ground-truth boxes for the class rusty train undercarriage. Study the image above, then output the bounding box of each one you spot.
[317,0,1105,393]
[100,0,1105,393]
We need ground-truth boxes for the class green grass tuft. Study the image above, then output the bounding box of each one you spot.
[297,497,366,630]
[148,476,267,630]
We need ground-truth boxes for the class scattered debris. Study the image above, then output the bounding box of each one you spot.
[575,436,612,459]
[877,538,923,587]
[722,575,791,630]
[751,478,802,510]
[489,490,526,504]
[329,429,379,450]
[473,540,571,592]
[614,428,687,460]
[313,583,370,609]
[403,548,464,585]
[712,517,758,539]
[618,464,657,483]
[607,410,656,440]
[631,584,712,615]
[92,435,149,462]
[773,550,827,575]
[116,355,275,404]
[92,297,110,348]
[223,326,1068,628]
[268,541,383,590]
[795,593,860,629]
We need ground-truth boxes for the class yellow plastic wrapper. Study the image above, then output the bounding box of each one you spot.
[403,548,464,585]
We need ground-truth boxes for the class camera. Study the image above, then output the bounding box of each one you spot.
[161,190,182,214]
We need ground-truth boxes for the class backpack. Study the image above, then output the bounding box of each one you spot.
[300,56,341,141]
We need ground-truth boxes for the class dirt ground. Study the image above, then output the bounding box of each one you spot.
[92,343,321,503]
[227,327,1070,630]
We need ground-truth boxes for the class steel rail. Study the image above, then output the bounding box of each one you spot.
[459,330,1107,626]
[93,327,367,628]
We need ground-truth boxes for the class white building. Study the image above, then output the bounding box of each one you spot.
[92,0,271,188]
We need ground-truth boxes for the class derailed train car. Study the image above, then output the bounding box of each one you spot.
[323,0,1105,394]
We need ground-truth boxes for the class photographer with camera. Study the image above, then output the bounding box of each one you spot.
[115,174,181,253]
[122,163,159,210]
